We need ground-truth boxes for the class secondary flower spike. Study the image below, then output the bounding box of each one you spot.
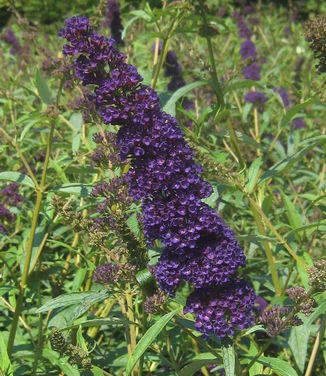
[60,16,255,337]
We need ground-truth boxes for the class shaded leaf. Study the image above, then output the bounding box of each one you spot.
[126,309,179,375]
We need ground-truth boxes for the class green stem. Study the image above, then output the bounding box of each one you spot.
[7,190,43,358]
[249,199,282,295]
[7,81,62,359]
[200,2,225,110]
[248,197,306,268]
[226,118,245,169]
[151,38,168,89]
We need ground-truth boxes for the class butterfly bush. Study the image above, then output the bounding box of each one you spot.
[59,16,255,338]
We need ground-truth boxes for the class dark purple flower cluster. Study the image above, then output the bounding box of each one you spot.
[102,0,124,45]
[94,262,120,284]
[60,16,255,337]
[1,28,21,55]
[91,131,120,166]
[0,183,22,235]
[260,304,302,337]
[185,280,255,337]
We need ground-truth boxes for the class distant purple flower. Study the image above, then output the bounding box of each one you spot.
[240,40,257,61]
[273,87,290,108]
[233,13,252,39]
[284,25,291,36]
[242,63,260,80]
[164,51,182,77]
[277,88,290,108]
[163,50,194,112]
[2,183,23,207]
[292,117,307,129]
[244,91,266,104]
[1,28,21,55]
[0,202,14,223]
[0,224,7,235]
[102,0,124,45]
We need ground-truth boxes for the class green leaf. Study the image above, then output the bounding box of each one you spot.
[135,268,157,295]
[35,69,52,104]
[248,342,263,376]
[288,324,310,373]
[51,183,93,197]
[307,298,326,326]
[127,212,140,235]
[69,113,83,132]
[178,353,218,376]
[0,332,13,376]
[280,190,303,231]
[37,290,109,313]
[0,171,35,188]
[62,317,131,331]
[245,157,262,193]
[222,341,235,376]
[163,81,206,116]
[257,356,298,376]
[126,309,179,375]
[279,99,315,129]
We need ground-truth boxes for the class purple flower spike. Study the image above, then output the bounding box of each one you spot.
[242,63,260,80]
[240,40,257,61]
[60,16,255,337]
[1,28,21,55]
[244,91,266,104]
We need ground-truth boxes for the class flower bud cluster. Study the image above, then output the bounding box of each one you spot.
[50,328,91,369]
[60,16,255,338]
[0,183,22,236]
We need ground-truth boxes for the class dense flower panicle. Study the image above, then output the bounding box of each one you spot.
[144,289,166,314]
[60,16,255,337]
[91,131,120,166]
[94,263,120,284]
[260,305,301,337]
[242,63,260,80]
[305,16,326,73]
[244,91,266,104]
[308,260,326,288]
[184,280,255,338]
[240,39,256,61]
[1,28,21,55]
[287,286,314,316]
[154,228,245,293]
[103,0,124,45]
